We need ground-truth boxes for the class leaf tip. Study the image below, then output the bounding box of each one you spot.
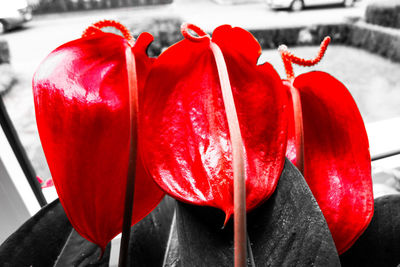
[222,209,233,229]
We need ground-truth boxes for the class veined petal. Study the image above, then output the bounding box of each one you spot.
[140,25,287,220]
[292,71,374,254]
[33,32,164,249]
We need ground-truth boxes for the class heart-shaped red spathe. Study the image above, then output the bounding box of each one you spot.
[139,24,288,221]
[285,71,373,254]
[33,30,164,249]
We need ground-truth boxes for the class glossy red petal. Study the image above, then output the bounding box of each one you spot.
[292,71,374,254]
[140,25,287,220]
[33,32,164,249]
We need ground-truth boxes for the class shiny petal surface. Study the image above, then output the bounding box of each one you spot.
[33,32,164,249]
[292,71,374,254]
[140,25,287,219]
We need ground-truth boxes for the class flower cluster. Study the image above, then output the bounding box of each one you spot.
[32,20,373,255]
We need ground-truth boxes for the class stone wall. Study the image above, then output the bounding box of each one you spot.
[348,21,400,62]
[249,21,400,63]
[133,16,400,62]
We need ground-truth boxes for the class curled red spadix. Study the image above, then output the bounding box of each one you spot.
[279,38,374,254]
[33,20,164,250]
[139,23,288,223]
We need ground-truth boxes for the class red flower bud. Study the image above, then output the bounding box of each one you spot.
[140,24,288,224]
[33,21,164,250]
[280,39,374,254]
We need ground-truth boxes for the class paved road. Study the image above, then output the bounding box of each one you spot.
[1,0,367,179]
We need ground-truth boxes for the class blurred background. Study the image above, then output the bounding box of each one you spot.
[0,0,400,244]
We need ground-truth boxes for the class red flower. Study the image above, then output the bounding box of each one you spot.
[33,21,164,250]
[139,24,288,223]
[36,176,54,188]
[279,38,374,254]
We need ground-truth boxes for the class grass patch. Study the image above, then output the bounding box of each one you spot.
[260,45,400,123]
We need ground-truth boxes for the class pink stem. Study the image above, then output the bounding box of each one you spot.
[181,23,247,266]
[289,81,304,174]
[210,42,246,267]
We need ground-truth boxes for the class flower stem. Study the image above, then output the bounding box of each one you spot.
[81,20,138,266]
[286,81,305,174]
[118,48,139,267]
[210,41,246,267]
[181,23,247,267]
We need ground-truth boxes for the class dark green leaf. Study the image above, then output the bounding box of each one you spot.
[164,159,340,266]
[173,200,234,266]
[247,159,340,266]
[0,199,110,267]
[54,229,110,267]
[0,200,72,266]
[128,196,176,266]
[340,194,400,267]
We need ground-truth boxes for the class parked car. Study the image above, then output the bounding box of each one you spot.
[0,0,32,34]
[266,0,355,11]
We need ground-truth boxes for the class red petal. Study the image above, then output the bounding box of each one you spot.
[292,71,374,254]
[212,25,261,66]
[33,32,164,249]
[36,176,44,184]
[44,179,54,188]
[140,25,287,220]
